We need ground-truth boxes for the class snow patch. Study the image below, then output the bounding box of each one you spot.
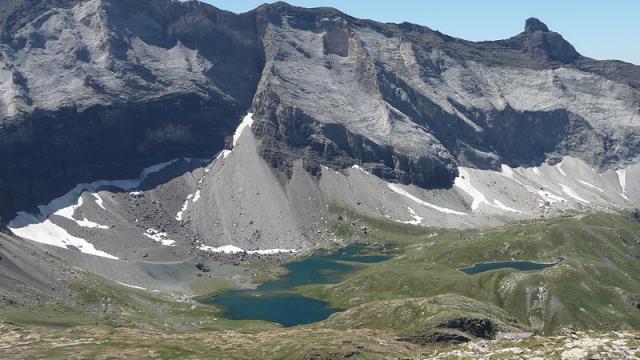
[198,245,299,255]
[616,169,627,194]
[199,245,244,254]
[213,113,253,161]
[578,180,604,192]
[232,112,254,146]
[500,164,516,179]
[92,193,105,210]
[9,213,118,259]
[454,168,488,210]
[55,197,110,229]
[500,164,568,206]
[8,158,189,258]
[143,228,176,246]
[387,183,467,215]
[523,185,566,204]
[455,168,521,213]
[175,194,193,221]
[351,164,370,174]
[556,160,567,176]
[396,206,424,225]
[139,159,186,180]
[176,154,214,222]
[248,248,300,255]
[116,281,148,291]
[74,217,109,229]
[493,200,522,213]
[560,184,590,204]
[532,168,543,177]
[8,192,117,258]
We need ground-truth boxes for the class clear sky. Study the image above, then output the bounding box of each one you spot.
[203,0,639,65]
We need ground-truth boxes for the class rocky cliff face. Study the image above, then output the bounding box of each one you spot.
[0,0,639,221]
[250,3,639,187]
[0,0,264,219]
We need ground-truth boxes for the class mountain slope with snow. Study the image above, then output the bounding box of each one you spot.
[0,0,638,303]
[0,0,639,222]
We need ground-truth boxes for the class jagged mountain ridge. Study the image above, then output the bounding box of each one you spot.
[0,0,639,222]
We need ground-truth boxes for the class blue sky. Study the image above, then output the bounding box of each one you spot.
[203,0,639,65]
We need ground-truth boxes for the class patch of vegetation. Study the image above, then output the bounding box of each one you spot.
[0,273,278,333]
[0,304,96,328]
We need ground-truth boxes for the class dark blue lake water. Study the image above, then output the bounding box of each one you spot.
[460,260,557,275]
[201,244,391,327]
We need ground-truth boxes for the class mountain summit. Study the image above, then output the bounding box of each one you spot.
[500,16,580,63]
[524,17,549,32]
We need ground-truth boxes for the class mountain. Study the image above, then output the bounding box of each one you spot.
[1,0,640,353]
[1,0,639,221]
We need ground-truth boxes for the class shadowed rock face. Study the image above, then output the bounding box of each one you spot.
[0,0,639,220]
[438,317,497,339]
[0,0,265,219]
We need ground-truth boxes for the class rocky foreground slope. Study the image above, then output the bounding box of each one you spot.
[2,324,639,360]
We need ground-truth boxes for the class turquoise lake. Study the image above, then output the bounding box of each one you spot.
[201,244,391,327]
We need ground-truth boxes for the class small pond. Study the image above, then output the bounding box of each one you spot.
[201,243,391,327]
[460,260,559,275]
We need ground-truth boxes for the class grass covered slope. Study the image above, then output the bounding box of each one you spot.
[325,294,523,340]
[3,210,640,358]
[0,271,277,332]
[305,209,640,334]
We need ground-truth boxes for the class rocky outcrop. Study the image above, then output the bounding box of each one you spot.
[398,331,471,345]
[428,331,640,359]
[499,17,580,64]
[438,317,497,339]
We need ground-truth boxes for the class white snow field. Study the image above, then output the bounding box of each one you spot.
[143,228,176,246]
[8,158,190,259]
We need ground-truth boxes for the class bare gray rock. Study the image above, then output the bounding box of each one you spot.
[0,0,638,223]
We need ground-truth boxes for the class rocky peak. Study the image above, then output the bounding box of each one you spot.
[524,17,549,32]
[255,1,345,15]
[499,17,580,64]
